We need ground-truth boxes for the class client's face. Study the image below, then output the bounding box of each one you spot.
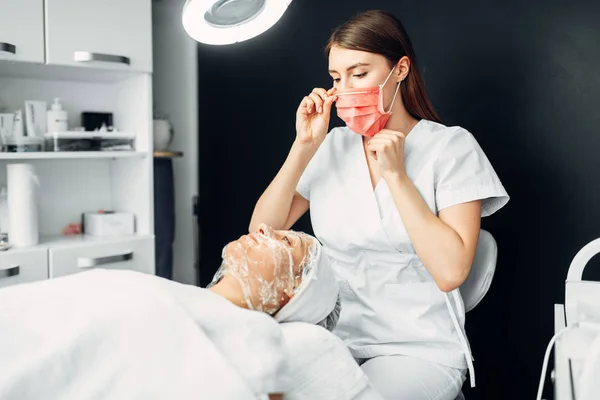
[221,223,315,314]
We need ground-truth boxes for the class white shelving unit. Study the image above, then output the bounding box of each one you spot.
[0,0,155,288]
[0,152,147,160]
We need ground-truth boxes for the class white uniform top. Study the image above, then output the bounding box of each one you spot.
[296,119,509,387]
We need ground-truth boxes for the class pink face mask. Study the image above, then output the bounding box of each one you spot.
[334,68,401,138]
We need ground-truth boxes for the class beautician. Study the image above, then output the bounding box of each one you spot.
[250,9,510,400]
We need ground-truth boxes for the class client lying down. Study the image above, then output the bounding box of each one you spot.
[0,224,380,400]
[207,223,341,330]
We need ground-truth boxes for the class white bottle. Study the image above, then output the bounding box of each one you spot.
[46,97,68,133]
[0,186,9,243]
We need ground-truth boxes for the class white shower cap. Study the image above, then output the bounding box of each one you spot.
[208,226,340,328]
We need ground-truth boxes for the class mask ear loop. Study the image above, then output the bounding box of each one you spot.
[385,81,401,114]
[379,66,402,114]
[380,66,396,88]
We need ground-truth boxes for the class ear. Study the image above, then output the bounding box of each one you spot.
[395,56,411,82]
[282,288,294,300]
[274,292,292,315]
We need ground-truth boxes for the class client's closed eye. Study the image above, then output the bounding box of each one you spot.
[282,236,291,245]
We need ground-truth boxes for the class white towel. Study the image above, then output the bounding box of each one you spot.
[279,322,384,400]
[273,241,339,325]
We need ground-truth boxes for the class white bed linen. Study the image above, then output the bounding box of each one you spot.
[0,268,290,400]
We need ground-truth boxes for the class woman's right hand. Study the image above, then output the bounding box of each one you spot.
[295,87,337,147]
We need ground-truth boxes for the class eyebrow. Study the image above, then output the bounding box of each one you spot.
[328,62,371,74]
[279,232,301,248]
[286,232,305,251]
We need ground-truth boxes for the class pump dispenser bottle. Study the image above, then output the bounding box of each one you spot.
[46,98,68,133]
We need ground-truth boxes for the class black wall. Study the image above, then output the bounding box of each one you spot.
[197,1,600,398]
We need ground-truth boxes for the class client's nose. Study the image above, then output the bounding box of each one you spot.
[256,223,274,237]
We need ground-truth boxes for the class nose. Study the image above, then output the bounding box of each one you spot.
[256,223,274,237]
[338,79,353,90]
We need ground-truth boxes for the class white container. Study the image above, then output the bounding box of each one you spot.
[1,109,43,152]
[0,113,14,145]
[24,100,47,138]
[46,98,68,134]
[12,110,24,139]
[44,131,135,152]
[0,186,8,243]
[83,212,135,236]
[2,136,44,152]
[7,164,39,247]
[153,119,173,150]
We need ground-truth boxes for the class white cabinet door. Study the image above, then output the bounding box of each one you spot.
[0,0,45,63]
[0,248,49,289]
[44,0,153,73]
[48,236,155,278]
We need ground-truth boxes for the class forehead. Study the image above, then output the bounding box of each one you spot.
[275,228,306,238]
[328,46,384,71]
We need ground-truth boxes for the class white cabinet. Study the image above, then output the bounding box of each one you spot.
[0,0,156,288]
[44,0,153,73]
[0,0,45,63]
[0,236,155,290]
[0,0,152,71]
[48,237,154,278]
[0,248,49,289]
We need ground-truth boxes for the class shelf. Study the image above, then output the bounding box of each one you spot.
[0,60,145,83]
[39,234,154,249]
[0,151,147,160]
[2,234,154,253]
[153,150,183,158]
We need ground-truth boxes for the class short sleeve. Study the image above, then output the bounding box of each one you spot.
[434,128,509,217]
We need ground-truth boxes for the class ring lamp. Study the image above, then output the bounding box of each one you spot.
[182,0,293,45]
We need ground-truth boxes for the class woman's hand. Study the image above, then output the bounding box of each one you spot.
[295,87,337,147]
[367,129,408,180]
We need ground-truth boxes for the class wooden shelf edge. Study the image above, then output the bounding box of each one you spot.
[153,150,184,158]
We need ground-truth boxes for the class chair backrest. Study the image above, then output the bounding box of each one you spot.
[565,237,600,326]
[460,229,498,312]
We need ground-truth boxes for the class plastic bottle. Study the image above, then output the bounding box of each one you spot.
[46,98,68,133]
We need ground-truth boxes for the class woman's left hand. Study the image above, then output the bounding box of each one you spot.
[367,129,407,179]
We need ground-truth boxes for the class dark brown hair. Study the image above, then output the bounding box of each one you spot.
[325,10,441,123]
